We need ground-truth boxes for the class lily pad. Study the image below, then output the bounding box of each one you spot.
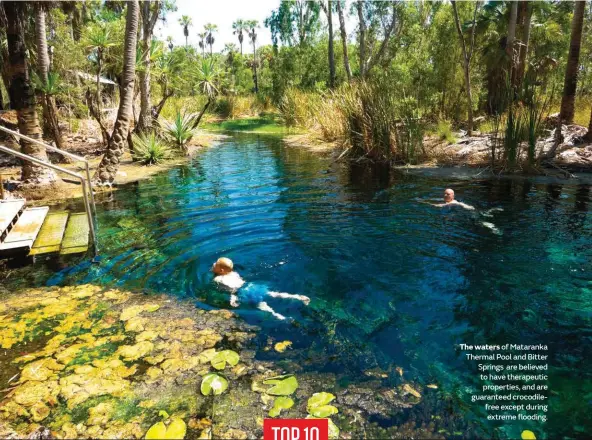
[309,405,338,418]
[210,350,240,370]
[269,396,294,417]
[263,374,298,396]
[307,392,335,410]
[200,373,229,396]
[274,341,292,353]
[145,418,187,439]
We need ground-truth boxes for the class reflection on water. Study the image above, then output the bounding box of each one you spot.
[2,134,591,439]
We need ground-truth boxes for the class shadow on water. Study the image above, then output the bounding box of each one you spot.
[1,133,591,439]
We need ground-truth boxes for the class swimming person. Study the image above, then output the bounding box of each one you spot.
[211,257,310,320]
[432,188,475,210]
[422,188,503,235]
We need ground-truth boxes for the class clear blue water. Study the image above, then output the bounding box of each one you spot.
[4,134,591,439]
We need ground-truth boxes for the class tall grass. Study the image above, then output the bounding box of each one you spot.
[331,82,426,163]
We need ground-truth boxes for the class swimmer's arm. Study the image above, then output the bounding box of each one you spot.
[267,291,310,305]
[457,202,475,210]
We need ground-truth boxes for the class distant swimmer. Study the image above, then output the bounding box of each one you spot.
[432,188,475,210]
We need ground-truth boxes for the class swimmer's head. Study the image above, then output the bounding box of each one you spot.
[212,257,233,275]
[444,188,455,203]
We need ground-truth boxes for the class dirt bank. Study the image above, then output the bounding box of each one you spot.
[0,132,225,206]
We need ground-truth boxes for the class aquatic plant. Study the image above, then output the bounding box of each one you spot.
[262,374,299,396]
[268,397,294,417]
[145,411,187,440]
[200,373,229,396]
[132,132,172,165]
[210,350,240,370]
[306,392,338,418]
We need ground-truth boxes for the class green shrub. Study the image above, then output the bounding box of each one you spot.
[436,120,457,144]
[132,132,171,165]
[158,110,199,151]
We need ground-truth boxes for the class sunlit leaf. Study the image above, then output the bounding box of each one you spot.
[145,422,167,439]
[211,350,240,370]
[268,396,294,417]
[307,392,335,410]
[201,373,228,396]
[309,405,338,418]
[263,374,298,396]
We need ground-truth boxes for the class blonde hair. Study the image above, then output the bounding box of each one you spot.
[213,257,234,275]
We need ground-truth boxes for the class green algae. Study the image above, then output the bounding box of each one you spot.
[0,284,440,439]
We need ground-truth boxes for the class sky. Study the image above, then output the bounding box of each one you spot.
[155,0,280,53]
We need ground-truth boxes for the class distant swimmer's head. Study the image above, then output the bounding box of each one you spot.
[444,188,455,203]
[212,257,234,275]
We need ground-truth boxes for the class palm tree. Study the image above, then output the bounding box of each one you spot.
[204,23,217,57]
[559,0,586,125]
[83,23,116,145]
[232,19,248,55]
[34,3,66,153]
[192,59,219,128]
[94,0,140,185]
[247,20,259,93]
[2,1,56,183]
[179,15,192,47]
[197,32,207,57]
[166,35,174,52]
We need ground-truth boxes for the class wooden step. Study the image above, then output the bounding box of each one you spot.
[29,212,69,256]
[60,213,90,255]
[0,206,49,254]
[0,199,25,239]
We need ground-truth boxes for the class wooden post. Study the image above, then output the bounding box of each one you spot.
[0,174,4,199]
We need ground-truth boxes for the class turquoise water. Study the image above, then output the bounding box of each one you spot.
[4,134,592,438]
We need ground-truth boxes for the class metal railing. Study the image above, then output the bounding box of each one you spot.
[0,125,98,256]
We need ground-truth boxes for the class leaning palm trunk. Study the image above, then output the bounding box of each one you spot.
[94,0,139,185]
[35,4,69,161]
[3,1,56,183]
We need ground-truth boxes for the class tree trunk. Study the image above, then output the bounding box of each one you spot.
[452,1,480,136]
[35,4,67,155]
[326,1,336,89]
[94,0,139,185]
[585,104,592,142]
[4,1,56,184]
[356,1,367,77]
[252,42,259,93]
[515,1,532,88]
[560,0,586,125]
[0,83,4,110]
[507,1,518,59]
[136,1,160,134]
[336,0,352,81]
